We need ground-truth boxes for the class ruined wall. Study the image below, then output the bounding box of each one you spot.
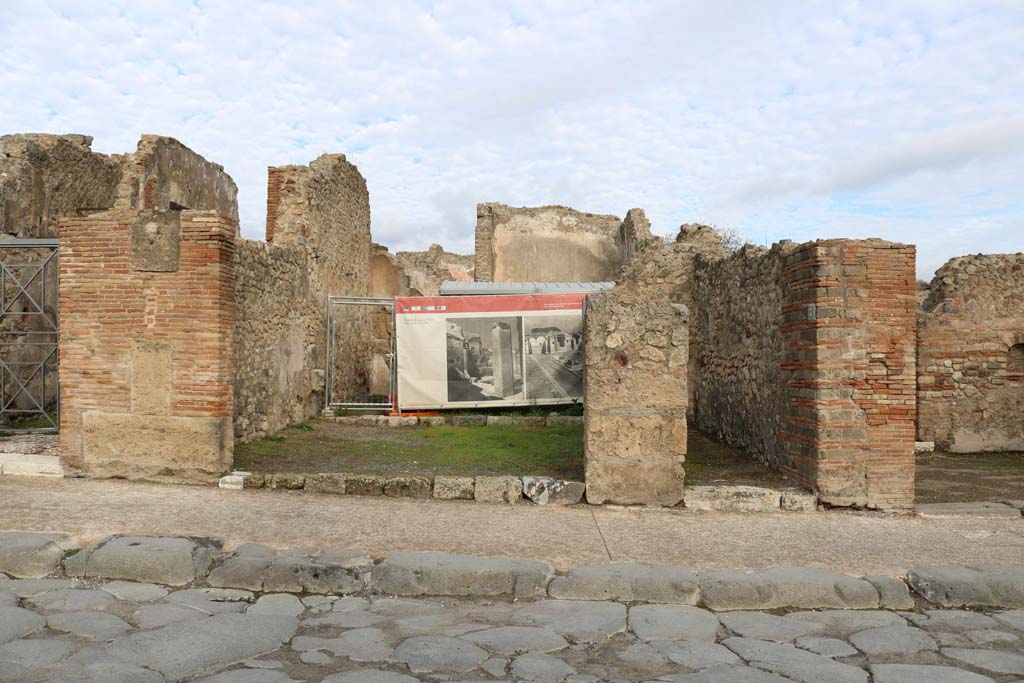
[0,134,124,238]
[234,154,373,441]
[918,254,1024,452]
[584,285,689,506]
[393,244,474,295]
[693,239,917,510]
[114,135,238,222]
[476,203,626,282]
[58,209,235,481]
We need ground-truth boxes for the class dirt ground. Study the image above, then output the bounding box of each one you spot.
[915,448,1024,503]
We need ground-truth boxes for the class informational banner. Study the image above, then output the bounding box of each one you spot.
[396,293,586,410]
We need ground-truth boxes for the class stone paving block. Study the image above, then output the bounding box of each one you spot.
[292,628,394,662]
[905,610,1000,632]
[522,477,585,505]
[512,600,626,642]
[207,543,371,594]
[700,567,879,611]
[784,610,906,637]
[65,535,220,586]
[346,475,386,496]
[105,614,299,680]
[548,563,700,604]
[629,604,721,641]
[870,664,994,683]
[133,602,212,629]
[942,648,1024,675]
[865,575,916,610]
[917,502,1021,518]
[200,670,300,683]
[166,587,252,614]
[847,625,937,656]
[47,612,133,640]
[718,611,823,642]
[0,606,45,645]
[247,594,304,617]
[650,640,741,669]
[780,490,817,512]
[0,531,76,578]
[305,473,348,495]
[323,671,420,683]
[392,635,489,673]
[793,636,858,658]
[461,625,569,654]
[908,565,1024,608]
[451,415,487,427]
[998,499,1024,510]
[722,637,869,683]
[0,578,75,597]
[654,665,796,682]
[383,476,432,498]
[27,588,115,613]
[100,581,169,602]
[44,650,167,683]
[433,476,475,500]
[475,475,524,504]
[0,638,77,680]
[372,551,553,599]
[993,610,1024,630]
[684,486,781,513]
[511,652,576,681]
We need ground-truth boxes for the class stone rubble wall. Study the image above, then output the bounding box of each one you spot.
[583,285,689,506]
[392,244,475,295]
[917,253,1024,452]
[58,209,236,481]
[234,154,374,442]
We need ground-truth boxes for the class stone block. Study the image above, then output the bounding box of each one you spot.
[384,476,432,498]
[0,532,76,579]
[130,340,172,416]
[433,476,475,500]
[780,490,818,512]
[547,415,584,426]
[65,535,221,586]
[547,563,700,604]
[699,567,880,611]
[130,210,181,272]
[475,476,523,504]
[487,416,546,427]
[907,565,1024,608]
[452,415,487,427]
[685,486,782,513]
[268,473,306,490]
[522,477,585,505]
[420,416,446,426]
[243,474,266,489]
[346,475,386,496]
[584,457,684,506]
[915,441,935,453]
[372,551,553,599]
[385,416,418,427]
[207,544,371,594]
[306,473,348,495]
[866,575,916,610]
[218,473,246,490]
[0,454,62,477]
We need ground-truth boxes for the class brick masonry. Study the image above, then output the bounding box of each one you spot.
[917,253,1024,452]
[58,209,235,481]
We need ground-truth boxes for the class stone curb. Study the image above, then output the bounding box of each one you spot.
[4,533,1024,609]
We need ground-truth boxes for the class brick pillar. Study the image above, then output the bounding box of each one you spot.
[58,208,236,482]
[491,322,515,398]
[584,293,688,505]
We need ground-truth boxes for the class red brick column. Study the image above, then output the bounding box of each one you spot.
[58,209,236,481]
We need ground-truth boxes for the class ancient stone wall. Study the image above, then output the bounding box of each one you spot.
[234,154,373,441]
[58,209,236,481]
[692,239,917,510]
[583,285,689,506]
[476,203,628,283]
[0,134,124,238]
[917,253,1024,452]
[114,135,238,222]
[392,244,474,295]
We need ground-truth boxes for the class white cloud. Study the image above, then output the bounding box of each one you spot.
[0,0,1022,279]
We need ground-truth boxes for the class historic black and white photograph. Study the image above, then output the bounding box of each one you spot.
[445,316,524,402]
[523,313,584,400]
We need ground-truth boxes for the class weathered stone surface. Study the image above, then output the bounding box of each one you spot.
[651,666,795,682]
[461,626,569,654]
[700,567,879,611]
[247,593,304,617]
[0,531,76,578]
[548,563,699,604]
[916,503,1021,518]
[47,612,132,640]
[27,588,114,613]
[0,638,77,680]
[511,652,576,681]
[105,614,298,680]
[475,476,523,504]
[906,610,1000,632]
[629,605,721,641]
[0,606,45,645]
[482,657,509,676]
[433,476,475,500]
[847,625,937,655]
[794,636,858,658]
[132,603,211,629]
[384,476,432,498]
[785,610,906,637]
[870,664,994,683]
[293,628,394,662]
[199,670,299,683]
[865,575,915,609]
[451,415,487,427]
[908,565,1024,608]
[513,600,626,642]
[718,612,823,642]
[166,587,252,614]
[392,635,489,673]
[99,581,169,602]
[267,474,306,490]
[547,415,584,427]
[993,610,1024,630]
[522,477,585,506]
[207,544,371,594]
[65,535,219,586]
[0,579,74,597]
[684,486,781,513]
[780,491,817,512]
[305,473,348,495]
[722,637,868,683]
[651,640,741,669]
[346,475,386,496]
[322,671,420,683]
[372,552,552,598]
[942,648,1024,675]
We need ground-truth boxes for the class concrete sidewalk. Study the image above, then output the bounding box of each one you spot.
[1,476,1021,574]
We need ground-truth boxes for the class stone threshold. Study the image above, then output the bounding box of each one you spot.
[220,472,820,512]
[323,414,584,427]
[3,531,1024,610]
[0,453,62,477]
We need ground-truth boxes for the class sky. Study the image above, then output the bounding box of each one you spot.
[2,1,1022,279]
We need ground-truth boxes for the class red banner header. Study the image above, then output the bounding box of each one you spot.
[395,293,587,315]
